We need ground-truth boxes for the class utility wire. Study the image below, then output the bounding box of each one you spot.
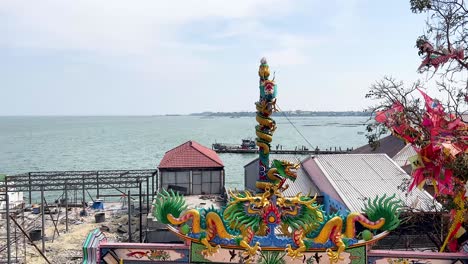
[276,104,315,150]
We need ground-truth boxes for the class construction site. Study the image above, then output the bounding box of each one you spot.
[0,169,158,264]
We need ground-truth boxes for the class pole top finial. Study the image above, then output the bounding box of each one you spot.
[259,57,270,80]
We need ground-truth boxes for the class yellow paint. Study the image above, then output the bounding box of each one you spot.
[344,212,384,238]
[313,216,343,244]
[255,115,274,128]
[258,64,270,79]
[167,209,201,233]
[440,189,465,252]
[256,130,273,142]
[255,141,270,154]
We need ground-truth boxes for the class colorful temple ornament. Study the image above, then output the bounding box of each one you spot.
[375,89,468,196]
[255,57,280,191]
[375,87,468,252]
[154,58,402,263]
[416,38,465,74]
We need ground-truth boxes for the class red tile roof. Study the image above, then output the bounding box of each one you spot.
[158,140,224,169]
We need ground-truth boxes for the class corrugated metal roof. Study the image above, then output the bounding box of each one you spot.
[392,144,417,167]
[244,155,320,197]
[314,154,436,212]
[158,140,224,169]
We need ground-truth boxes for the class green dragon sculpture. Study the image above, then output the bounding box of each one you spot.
[154,188,401,263]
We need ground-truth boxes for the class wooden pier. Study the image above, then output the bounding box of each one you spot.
[213,148,351,155]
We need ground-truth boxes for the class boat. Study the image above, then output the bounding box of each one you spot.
[212,139,257,151]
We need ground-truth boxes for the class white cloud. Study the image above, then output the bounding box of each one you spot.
[1,0,296,52]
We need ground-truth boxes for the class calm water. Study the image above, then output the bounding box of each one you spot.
[0,115,369,192]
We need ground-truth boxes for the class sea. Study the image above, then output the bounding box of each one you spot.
[0,115,370,201]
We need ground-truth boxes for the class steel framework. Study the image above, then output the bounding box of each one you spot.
[5,169,157,197]
[1,169,158,263]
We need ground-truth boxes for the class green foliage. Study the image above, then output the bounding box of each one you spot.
[447,153,468,183]
[258,251,287,264]
[362,194,402,231]
[410,0,432,13]
[153,189,187,224]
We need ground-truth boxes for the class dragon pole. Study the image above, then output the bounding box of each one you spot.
[255,58,279,191]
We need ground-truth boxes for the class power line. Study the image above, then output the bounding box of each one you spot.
[275,104,315,150]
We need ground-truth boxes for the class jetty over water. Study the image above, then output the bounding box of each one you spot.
[213,148,352,155]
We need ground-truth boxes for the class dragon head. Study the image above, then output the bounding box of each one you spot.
[277,193,324,232]
[271,159,300,182]
[223,190,270,232]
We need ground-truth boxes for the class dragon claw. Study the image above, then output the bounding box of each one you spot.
[326,248,344,263]
[242,242,262,257]
[242,242,261,258]
[201,244,221,257]
[285,244,304,259]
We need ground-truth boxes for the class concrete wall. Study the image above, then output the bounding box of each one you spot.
[244,161,258,191]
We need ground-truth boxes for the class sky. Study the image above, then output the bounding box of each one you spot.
[0,0,433,115]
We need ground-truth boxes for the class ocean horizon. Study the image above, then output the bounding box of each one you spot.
[1,115,371,201]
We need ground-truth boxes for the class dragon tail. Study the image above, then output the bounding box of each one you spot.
[362,194,402,231]
[153,189,188,224]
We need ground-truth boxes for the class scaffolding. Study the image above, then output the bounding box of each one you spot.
[1,169,158,263]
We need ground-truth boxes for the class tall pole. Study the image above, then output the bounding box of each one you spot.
[255,58,278,191]
[41,185,45,254]
[82,176,86,216]
[96,171,100,199]
[28,172,32,204]
[6,188,11,264]
[146,176,150,217]
[127,190,132,242]
[139,180,143,243]
[65,181,69,232]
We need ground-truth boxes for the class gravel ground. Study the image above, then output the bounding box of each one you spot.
[10,203,142,264]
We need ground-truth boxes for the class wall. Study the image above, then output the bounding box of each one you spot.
[160,169,223,195]
[244,160,258,191]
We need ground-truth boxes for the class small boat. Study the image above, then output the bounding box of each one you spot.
[212,139,257,151]
[241,139,256,149]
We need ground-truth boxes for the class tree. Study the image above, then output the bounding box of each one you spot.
[365,0,468,252]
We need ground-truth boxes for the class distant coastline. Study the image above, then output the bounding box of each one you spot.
[190,111,372,117]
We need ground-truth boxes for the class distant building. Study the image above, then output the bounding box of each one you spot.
[158,140,225,195]
[351,135,407,157]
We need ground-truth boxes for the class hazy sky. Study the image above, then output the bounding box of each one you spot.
[1,1,432,115]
